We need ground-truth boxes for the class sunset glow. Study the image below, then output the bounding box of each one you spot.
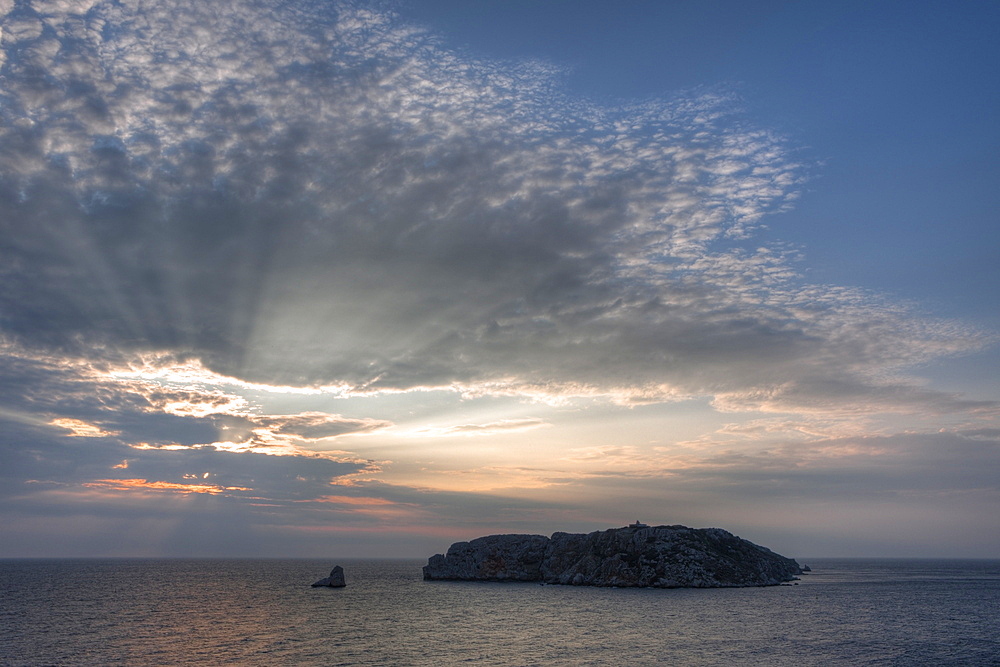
[84,479,252,496]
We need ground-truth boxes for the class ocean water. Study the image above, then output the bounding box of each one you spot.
[2,558,999,666]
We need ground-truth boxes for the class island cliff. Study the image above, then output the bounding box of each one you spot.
[423,524,802,588]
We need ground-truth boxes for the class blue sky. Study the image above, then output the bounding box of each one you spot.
[404,0,1000,320]
[1,0,998,559]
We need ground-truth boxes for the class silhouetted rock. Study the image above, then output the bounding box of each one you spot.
[423,534,549,582]
[311,565,346,587]
[423,525,802,588]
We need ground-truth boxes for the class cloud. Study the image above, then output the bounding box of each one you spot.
[0,339,389,447]
[410,418,549,437]
[0,337,382,513]
[84,478,252,495]
[2,0,984,415]
[251,412,389,440]
[569,428,1000,498]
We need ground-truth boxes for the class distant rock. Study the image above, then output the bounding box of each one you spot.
[311,565,346,587]
[423,525,802,588]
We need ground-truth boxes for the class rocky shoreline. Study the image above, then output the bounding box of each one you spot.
[423,524,802,588]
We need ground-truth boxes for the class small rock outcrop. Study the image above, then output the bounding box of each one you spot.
[311,565,346,587]
[423,525,802,588]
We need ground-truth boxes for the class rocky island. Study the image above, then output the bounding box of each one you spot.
[311,565,346,588]
[423,524,802,588]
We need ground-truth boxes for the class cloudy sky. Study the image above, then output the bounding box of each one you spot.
[1,0,997,559]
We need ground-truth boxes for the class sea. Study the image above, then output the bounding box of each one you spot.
[2,558,998,666]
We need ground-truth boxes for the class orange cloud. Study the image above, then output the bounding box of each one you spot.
[50,418,120,438]
[313,495,397,506]
[84,479,251,495]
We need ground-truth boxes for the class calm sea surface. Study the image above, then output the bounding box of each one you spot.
[2,558,998,666]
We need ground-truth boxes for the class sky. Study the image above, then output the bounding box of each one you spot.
[1,0,998,559]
